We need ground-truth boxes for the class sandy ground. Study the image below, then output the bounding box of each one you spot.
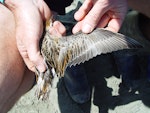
[8,54,150,113]
[9,1,150,113]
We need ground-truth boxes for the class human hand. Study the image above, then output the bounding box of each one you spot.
[72,0,127,34]
[48,21,66,37]
[5,0,51,72]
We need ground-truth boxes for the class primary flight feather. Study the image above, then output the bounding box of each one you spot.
[35,27,142,100]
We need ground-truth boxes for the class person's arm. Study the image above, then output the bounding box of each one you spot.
[127,0,150,18]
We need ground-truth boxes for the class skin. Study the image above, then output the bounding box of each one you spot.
[0,0,66,112]
[72,0,128,33]
[5,0,51,72]
[0,4,35,112]
[49,0,128,35]
[0,0,51,112]
[0,0,149,112]
[4,0,128,73]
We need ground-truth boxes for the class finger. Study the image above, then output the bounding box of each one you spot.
[72,21,82,34]
[37,0,52,20]
[74,0,93,21]
[97,13,111,28]
[26,39,46,72]
[81,0,110,33]
[53,21,66,36]
[49,21,66,37]
[16,40,36,72]
[23,57,35,72]
[105,18,122,32]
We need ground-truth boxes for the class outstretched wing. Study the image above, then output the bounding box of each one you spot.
[58,28,142,67]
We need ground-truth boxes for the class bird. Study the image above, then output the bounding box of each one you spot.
[35,20,142,100]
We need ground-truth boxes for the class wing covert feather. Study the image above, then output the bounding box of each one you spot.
[58,28,142,67]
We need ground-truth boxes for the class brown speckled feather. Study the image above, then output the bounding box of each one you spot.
[35,28,142,100]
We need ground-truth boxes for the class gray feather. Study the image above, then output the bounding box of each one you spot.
[55,28,142,67]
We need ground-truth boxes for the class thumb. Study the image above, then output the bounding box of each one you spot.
[16,37,46,72]
[26,40,46,72]
[38,0,52,20]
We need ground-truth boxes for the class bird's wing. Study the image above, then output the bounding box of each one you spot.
[58,28,142,67]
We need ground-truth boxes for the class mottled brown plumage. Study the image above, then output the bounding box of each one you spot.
[35,25,142,100]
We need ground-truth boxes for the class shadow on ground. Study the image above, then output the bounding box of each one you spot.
[57,54,150,113]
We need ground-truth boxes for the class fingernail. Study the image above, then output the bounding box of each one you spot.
[82,24,93,33]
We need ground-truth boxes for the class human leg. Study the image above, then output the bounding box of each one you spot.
[0,4,35,112]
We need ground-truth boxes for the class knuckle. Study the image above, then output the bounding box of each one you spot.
[85,13,99,26]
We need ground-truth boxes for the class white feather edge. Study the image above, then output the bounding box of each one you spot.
[57,28,141,67]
